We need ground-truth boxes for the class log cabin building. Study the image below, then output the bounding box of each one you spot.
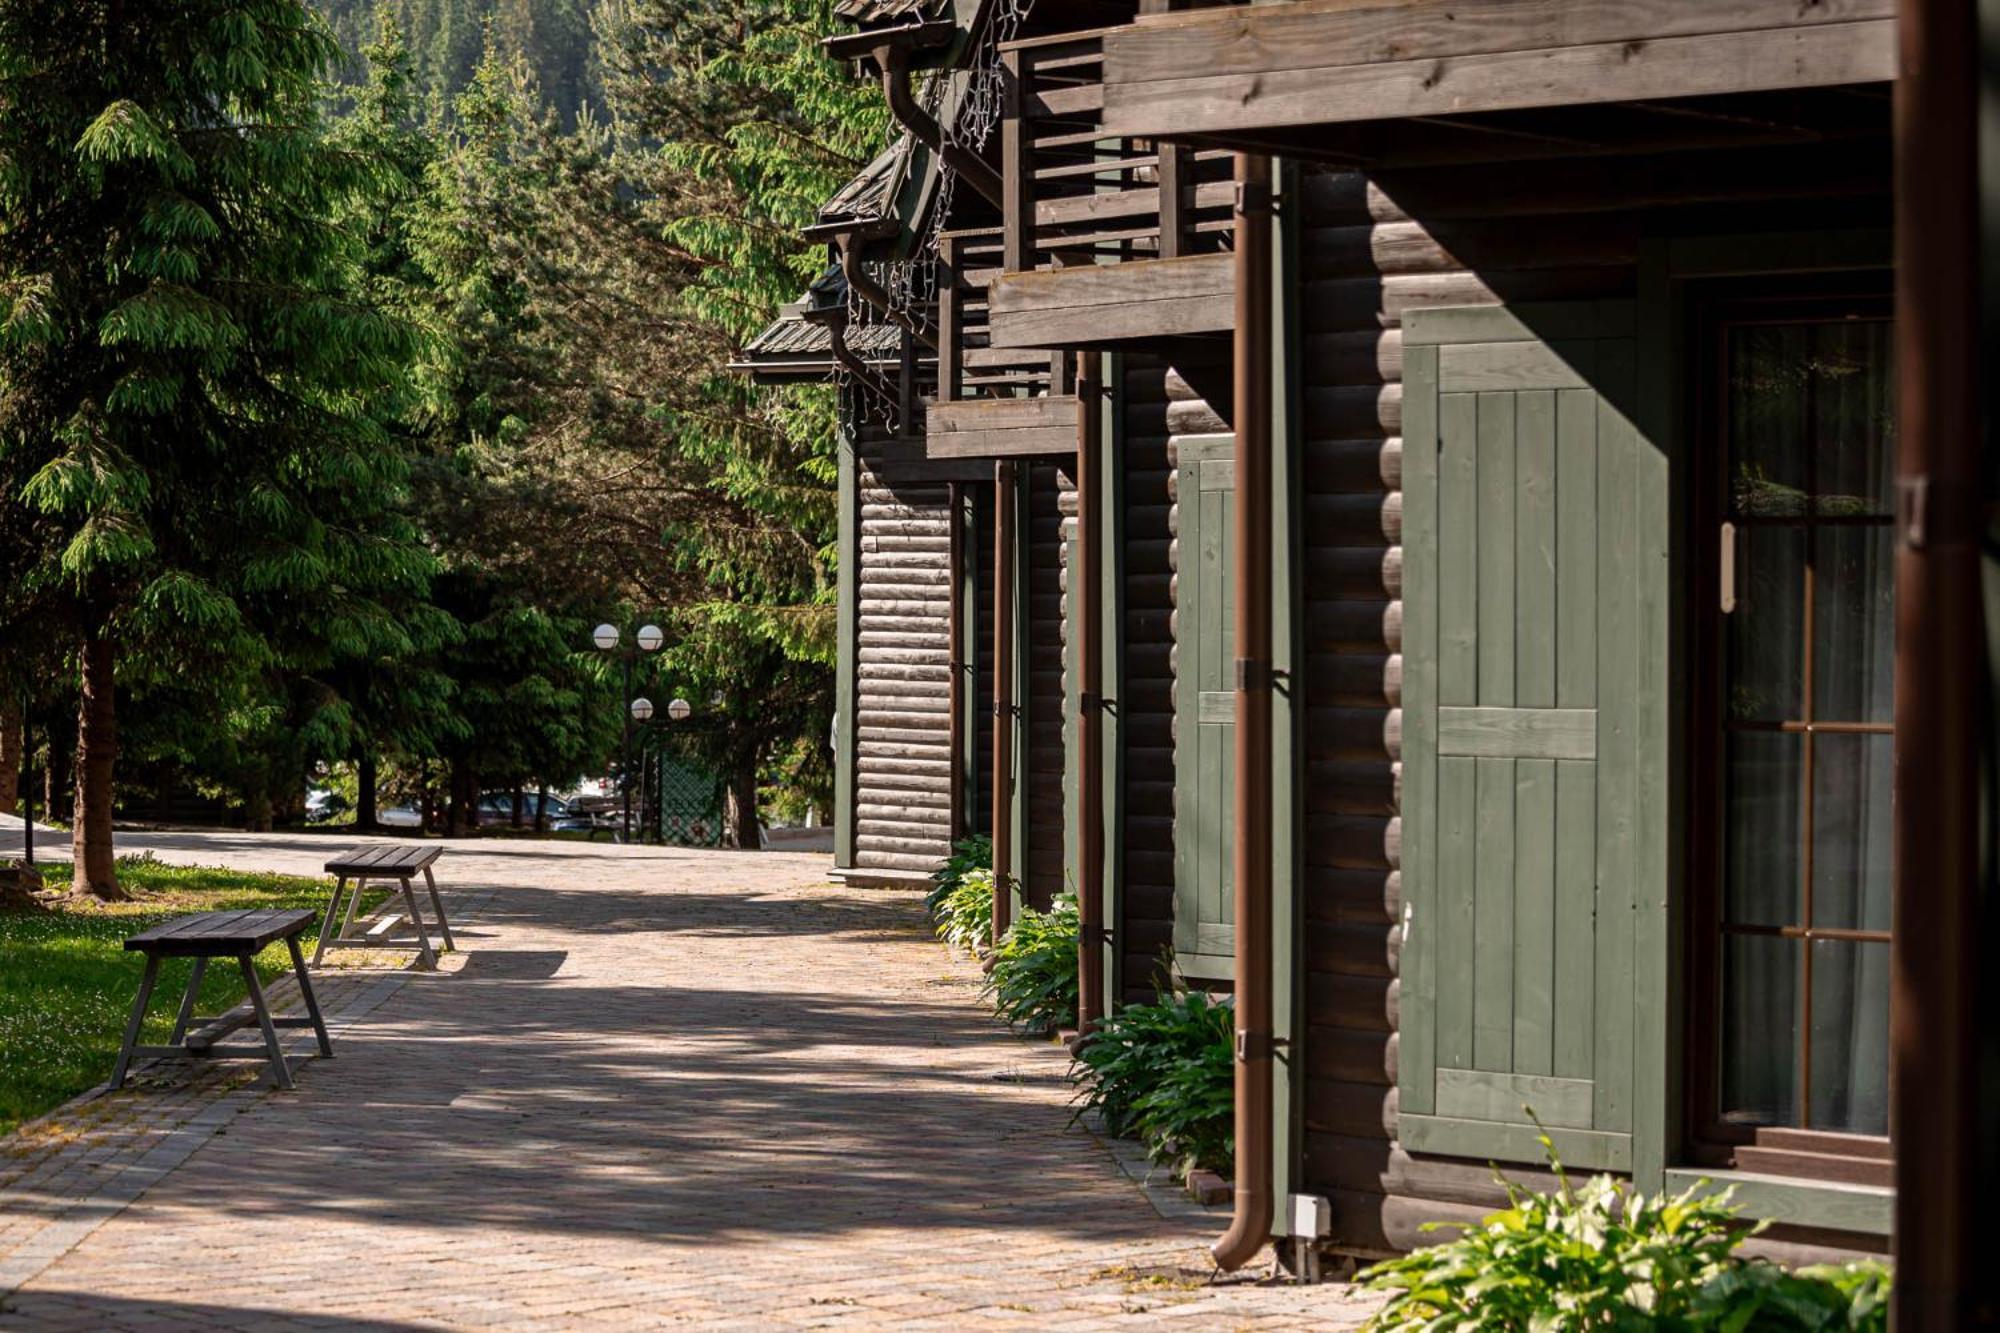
[746,0,1994,1320]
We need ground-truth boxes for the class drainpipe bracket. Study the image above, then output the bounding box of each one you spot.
[1233,179,1278,217]
[1235,658,1274,692]
[1235,1030,1287,1063]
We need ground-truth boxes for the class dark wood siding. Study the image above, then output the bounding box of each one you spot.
[1292,137,1893,1257]
[1022,459,1075,911]
[1119,359,1176,1003]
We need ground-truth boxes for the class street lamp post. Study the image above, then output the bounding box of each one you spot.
[626,695,694,845]
[594,622,663,844]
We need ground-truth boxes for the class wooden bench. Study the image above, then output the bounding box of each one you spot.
[113,910,332,1092]
[314,845,454,971]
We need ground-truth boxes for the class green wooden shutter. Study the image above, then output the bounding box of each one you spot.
[1400,301,1651,1173]
[1174,434,1235,981]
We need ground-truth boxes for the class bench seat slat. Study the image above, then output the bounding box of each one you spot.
[126,909,317,954]
[323,843,440,876]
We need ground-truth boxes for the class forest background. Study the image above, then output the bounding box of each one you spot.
[0,0,889,895]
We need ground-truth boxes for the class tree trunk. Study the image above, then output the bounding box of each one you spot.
[534,779,549,834]
[0,695,20,815]
[725,759,760,851]
[72,634,124,900]
[510,782,524,830]
[356,753,378,830]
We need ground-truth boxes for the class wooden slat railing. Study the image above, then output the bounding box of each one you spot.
[998,30,1235,280]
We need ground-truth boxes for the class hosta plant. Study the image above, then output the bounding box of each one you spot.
[1072,987,1233,1176]
[925,835,991,916]
[1360,1126,1891,1331]
[934,867,995,956]
[985,894,1078,1031]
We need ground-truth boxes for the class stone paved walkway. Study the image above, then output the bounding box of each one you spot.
[0,834,1381,1329]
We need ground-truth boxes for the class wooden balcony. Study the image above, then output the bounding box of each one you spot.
[983,28,1238,351]
[926,227,1079,461]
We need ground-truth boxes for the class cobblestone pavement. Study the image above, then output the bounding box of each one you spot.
[1,834,1381,1330]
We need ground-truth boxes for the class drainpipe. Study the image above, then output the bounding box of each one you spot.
[838,236,938,351]
[825,317,902,430]
[1213,151,1275,1273]
[992,458,1018,946]
[878,43,1006,209]
[1889,0,1986,1325]
[1076,352,1106,1034]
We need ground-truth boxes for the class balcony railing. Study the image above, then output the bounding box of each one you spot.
[928,226,1078,457]
[998,28,1235,278]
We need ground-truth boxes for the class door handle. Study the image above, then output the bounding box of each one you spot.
[1720,522,1738,614]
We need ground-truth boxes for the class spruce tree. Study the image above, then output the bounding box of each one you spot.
[0,1,423,895]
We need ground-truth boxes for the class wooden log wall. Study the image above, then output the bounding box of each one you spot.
[1292,138,1892,1260]
[1023,459,1075,911]
[853,454,957,875]
[1165,364,1231,993]
[1119,359,1177,1003]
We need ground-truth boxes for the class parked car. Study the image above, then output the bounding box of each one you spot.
[376,802,424,830]
[476,792,593,832]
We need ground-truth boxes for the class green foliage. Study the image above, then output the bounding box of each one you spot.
[986,895,1079,1033]
[1070,989,1234,1176]
[934,868,995,957]
[1360,1129,1892,1331]
[0,855,382,1135]
[925,835,993,915]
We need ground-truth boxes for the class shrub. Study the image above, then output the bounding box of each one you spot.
[934,867,995,956]
[1072,987,1233,1176]
[925,835,991,917]
[1360,1127,1892,1331]
[985,894,1078,1031]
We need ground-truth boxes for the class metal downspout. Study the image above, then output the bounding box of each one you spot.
[1076,353,1106,1034]
[1213,152,1275,1273]
[992,459,1019,946]
[838,237,938,351]
[825,318,901,425]
[878,44,1006,209]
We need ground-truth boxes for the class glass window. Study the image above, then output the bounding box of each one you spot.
[1703,299,1895,1164]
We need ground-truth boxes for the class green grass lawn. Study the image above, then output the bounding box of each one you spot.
[0,856,374,1138]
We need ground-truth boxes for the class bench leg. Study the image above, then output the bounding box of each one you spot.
[236,955,293,1090]
[313,876,347,967]
[110,954,162,1091]
[399,878,438,971]
[287,937,333,1058]
[168,958,209,1045]
[421,864,456,952]
[338,875,368,940]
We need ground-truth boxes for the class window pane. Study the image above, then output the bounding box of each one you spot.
[1812,733,1894,932]
[1729,325,1811,517]
[1720,933,1800,1128]
[1812,524,1894,724]
[1728,525,1804,723]
[1810,320,1895,517]
[1726,731,1802,927]
[1808,939,1891,1135]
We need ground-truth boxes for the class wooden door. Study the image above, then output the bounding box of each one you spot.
[1398,301,1659,1173]
[1174,434,1236,981]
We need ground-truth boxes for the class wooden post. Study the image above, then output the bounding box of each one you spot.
[1157,143,1186,260]
[1890,0,1991,1325]
[948,480,965,842]
[992,460,1019,944]
[1076,353,1105,1034]
[938,233,963,403]
[1002,47,1035,275]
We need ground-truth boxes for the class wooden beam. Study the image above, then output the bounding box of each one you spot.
[988,252,1233,349]
[926,398,1081,459]
[1102,19,1897,139]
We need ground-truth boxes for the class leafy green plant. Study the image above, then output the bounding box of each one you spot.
[934,868,995,956]
[1073,987,1234,1176]
[985,894,1078,1032]
[1360,1124,1892,1330]
[925,835,992,917]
